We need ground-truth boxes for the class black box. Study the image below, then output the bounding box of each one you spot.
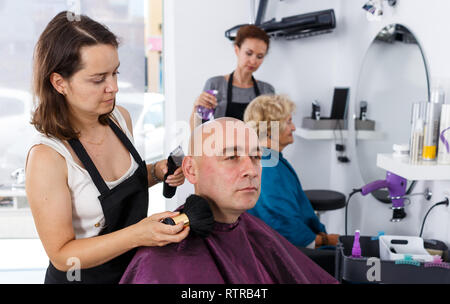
[335,235,450,284]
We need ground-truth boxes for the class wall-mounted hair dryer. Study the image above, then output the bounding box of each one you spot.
[361,171,407,222]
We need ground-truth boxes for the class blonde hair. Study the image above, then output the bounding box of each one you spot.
[244,94,296,138]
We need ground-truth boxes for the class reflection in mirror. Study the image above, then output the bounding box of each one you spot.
[355,24,430,203]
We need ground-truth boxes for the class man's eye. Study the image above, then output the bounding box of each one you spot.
[93,78,105,84]
[226,155,238,160]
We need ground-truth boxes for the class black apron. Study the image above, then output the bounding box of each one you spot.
[225,71,261,121]
[44,118,149,284]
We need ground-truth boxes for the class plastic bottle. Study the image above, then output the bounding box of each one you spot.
[410,118,424,164]
[352,230,362,258]
[409,102,426,163]
[423,87,444,161]
[438,104,450,164]
[196,90,217,121]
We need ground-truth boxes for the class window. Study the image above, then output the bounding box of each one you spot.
[0,0,166,236]
[0,0,166,284]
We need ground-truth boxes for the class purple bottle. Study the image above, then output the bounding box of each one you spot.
[352,230,362,258]
[197,90,217,121]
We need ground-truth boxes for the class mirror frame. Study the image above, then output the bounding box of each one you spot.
[353,23,431,203]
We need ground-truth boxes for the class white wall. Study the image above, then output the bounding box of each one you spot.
[326,0,450,242]
[163,0,255,210]
[164,0,450,245]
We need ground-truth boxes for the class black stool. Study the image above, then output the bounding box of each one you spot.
[304,190,346,221]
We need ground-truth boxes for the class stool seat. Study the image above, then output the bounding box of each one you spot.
[304,190,346,211]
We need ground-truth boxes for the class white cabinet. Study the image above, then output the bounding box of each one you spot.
[0,187,36,238]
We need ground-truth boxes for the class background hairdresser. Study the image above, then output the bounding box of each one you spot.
[189,25,275,130]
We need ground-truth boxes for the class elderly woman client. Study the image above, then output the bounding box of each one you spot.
[244,94,339,249]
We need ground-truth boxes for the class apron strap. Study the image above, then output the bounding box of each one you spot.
[68,138,110,195]
[227,71,261,105]
[107,118,144,165]
[67,117,146,196]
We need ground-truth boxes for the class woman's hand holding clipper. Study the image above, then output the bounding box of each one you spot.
[155,160,185,187]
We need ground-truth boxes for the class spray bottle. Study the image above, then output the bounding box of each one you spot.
[352,230,362,258]
[196,89,217,122]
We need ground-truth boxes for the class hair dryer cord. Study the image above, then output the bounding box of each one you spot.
[345,188,363,236]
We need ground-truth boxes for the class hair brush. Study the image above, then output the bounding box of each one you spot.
[162,194,215,238]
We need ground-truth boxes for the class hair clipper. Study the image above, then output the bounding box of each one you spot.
[163,146,185,198]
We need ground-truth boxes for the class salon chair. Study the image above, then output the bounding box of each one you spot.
[299,190,346,277]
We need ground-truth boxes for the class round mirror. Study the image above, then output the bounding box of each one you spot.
[354,24,430,202]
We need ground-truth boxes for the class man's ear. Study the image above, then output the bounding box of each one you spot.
[49,72,67,96]
[182,156,198,185]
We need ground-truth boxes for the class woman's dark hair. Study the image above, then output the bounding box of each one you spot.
[234,25,270,52]
[32,11,119,140]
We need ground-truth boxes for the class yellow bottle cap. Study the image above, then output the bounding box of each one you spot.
[423,146,436,159]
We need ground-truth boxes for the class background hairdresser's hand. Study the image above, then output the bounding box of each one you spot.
[326,234,340,246]
[155,159,185,187]
[135,211,190,247]
[193,91,217,110]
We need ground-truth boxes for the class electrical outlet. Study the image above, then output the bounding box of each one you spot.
[443,191,450,202]
[439,194,450,207]
[335,144,345,152]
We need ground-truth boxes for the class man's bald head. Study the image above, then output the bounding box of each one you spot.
[189,117,260,158]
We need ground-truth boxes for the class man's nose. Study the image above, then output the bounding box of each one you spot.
[241,156,258,178]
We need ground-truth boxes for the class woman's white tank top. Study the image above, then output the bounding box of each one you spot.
[29,108,139,239]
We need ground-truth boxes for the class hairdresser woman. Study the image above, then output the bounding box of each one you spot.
[189,25,275,130]
[25,12,189,284]
[244,95,339,249]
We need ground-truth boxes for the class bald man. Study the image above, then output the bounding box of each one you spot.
[120,118,337,284]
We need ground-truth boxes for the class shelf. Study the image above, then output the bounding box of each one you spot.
[376,153,450,180]
[0,208,31,215]
[0,188,26,198]
[0,187,28,211]
[295,128,384,140]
